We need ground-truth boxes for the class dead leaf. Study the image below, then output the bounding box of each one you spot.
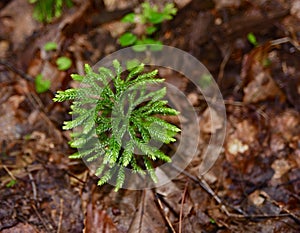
[128,190,166,233]
[0,0,40,50]
[241,44,286,103]
[291,0,300,20]
[225,119,257,162]
[200,107,223,134]
[248,190,265,206]
[271,159,293,179]
[270,110,300,141]
[1,223,43,233]
[0,95,25,141]
[85,203,118,233]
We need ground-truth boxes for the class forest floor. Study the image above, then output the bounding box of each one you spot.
[0,0,300,232]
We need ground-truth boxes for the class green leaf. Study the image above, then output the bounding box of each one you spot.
[121,13,136,23]
[247,32,258,46]
[146,26,157,35]
[163,3,177,17]
[6,179,17,188]
[119,32,137,46]
[44,42,58,51]
[56,56,72,70]
[147,12,165,24]
[126,59,140,71]
[35,74,51,93]
[132,43,147,52]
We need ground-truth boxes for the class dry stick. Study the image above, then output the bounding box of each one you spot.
[259,192,300,224]
[217,46,232,85]
[57,198,64,233]
[153,191,177,233]
[2,165,17,181]
[171,164,241,217]
[28,172,37,201]
[138,190,146,232]
[0,59,34,82]
[179,181,189,233]
[172,164,300,222]
[32,203,52,232]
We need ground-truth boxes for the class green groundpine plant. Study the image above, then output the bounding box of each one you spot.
[53,60,180,191]
[29,0,73,23]
[119,2,177,51]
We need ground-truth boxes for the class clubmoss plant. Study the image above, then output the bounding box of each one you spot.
[53,60,180,191]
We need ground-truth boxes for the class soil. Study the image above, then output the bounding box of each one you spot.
[0,0,300,232]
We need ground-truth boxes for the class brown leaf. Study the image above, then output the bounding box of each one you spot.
[128,190,166,233]
[85,203,118,233]
[0,0,40,50]
[200,107,223,134]
[1,223,43,233]
[241,44,285,103]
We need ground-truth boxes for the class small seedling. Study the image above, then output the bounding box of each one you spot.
[247,32,258,47]
[53,60,180,191]
[29,0,73,23]
[56,56,72,71]
[44,42,58,51]
[119,2,177,51]
[6,179,17,188]
[35,74,51,93]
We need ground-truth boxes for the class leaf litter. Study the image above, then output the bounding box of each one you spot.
[0,0,300,232]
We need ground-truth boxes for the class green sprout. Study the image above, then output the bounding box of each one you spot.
[119,2,177,51]
[29,0,73,23]
[247,32,258,47]
[44,42,58,51]
[53,60,180,191]
[56,56,72,71]
[35,74,51,93]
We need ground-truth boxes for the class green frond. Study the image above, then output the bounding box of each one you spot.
[95,119,111,134]
[134,100,168,115]
[69,147,97,159]
[147,106,179,116]
[84,64,93,74]
[103,137,121,166]
[71,74,84,82]
[135,142,157,160]
[82,117,96,134]
[99,67,114,81]
[112,59,124,93]
[134,69,158,83]
[53,89,78,102]
[122,140,134,166]
[151,150,171,162]
[143,157,158,183]
[147,123,176,143]
[115,166,125,191]
[146,116,180,132]
[97,169,113,186]
[127,78,164,90]
[126,63,145,81]
[130,156,145,174]
[95,163,105,176]
[62,109,94,130]
[131,118,151,142]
